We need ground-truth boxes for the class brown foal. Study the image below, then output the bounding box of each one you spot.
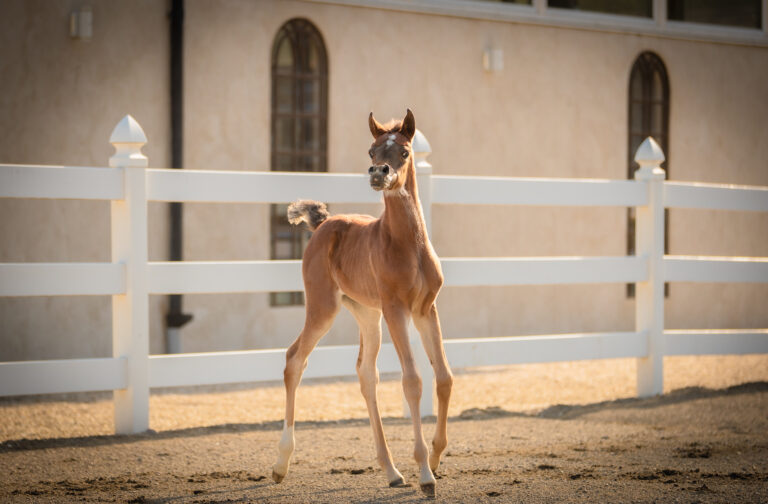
[271,109,453,497]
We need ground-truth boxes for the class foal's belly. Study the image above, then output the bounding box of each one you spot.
[334,265,431,314]
[333,266,382,310]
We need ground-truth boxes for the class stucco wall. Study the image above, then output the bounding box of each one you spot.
[0,0,170,360]
[1,0,766,361]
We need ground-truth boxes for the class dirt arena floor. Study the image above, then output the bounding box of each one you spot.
[1,355,767,503]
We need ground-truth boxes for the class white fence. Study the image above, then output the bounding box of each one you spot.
[1,115,767,434]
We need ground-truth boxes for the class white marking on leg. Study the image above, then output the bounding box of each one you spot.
[274,421,295,477]
[420,463,437,486]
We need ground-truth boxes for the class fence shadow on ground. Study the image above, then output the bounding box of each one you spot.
[2,381,766,454]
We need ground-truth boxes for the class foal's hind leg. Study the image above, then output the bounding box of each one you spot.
[343,296,405,487]
[272,283,340,484]
[413,304,453,474]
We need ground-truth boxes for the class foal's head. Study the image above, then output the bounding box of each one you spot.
[367,109,416,192]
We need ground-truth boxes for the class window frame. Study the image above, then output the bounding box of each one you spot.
[297,0,768,46]
[269,18,329,307]
[667,0,763,30]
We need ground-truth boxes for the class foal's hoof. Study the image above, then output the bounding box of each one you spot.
[272,470,285,484]
[420,482,436,499]
[389,476,407,488]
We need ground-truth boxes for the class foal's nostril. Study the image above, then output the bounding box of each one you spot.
[368,166,375,174]
[382,166,389,174]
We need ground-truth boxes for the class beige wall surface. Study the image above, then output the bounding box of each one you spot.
[0,0,171,360]
[1,0,766,361]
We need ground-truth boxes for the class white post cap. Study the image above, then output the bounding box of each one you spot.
[412,128,431,157]
[634,136,665,179]
[413,128,432,173]
[110,115,148,168]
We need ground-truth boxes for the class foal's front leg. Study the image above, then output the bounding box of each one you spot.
[382,303,437,497]
[344,297,405,487]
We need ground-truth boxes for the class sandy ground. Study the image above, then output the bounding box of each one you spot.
[1,355,767,502]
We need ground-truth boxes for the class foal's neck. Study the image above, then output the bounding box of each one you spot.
[381,162,427,247]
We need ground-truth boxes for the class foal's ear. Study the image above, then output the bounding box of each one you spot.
[400,109,416,141]
[368,112,387,138]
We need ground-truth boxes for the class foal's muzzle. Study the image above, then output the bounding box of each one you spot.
[369,164,393,191]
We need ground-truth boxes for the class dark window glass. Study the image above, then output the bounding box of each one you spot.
[270,19,328,306]
[464,0,532,4]
[627,52,670,298]
[548,0,652,17]
[668,0,762,29]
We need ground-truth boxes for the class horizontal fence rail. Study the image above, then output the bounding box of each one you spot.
[664,329,768,356]
[150,329,768,388]
[150,332,648,389]
[148,169,381,204]
[149,257,647,295]
[0,357,127,396]
[149,171,649,207]
[443,332,647,367]
[0,257,649,297]
[149,345,403,389]
[6,256,765,298]
[1,121,766,434]
[0,164,123,200]
[665,181,768,212]
[0,263,125,296]
[432,176,648,207]
[442,256,647,286]
[148,261,304,294]
[4,329,767,396]
[5,164,767,212]
[665,256,768,283]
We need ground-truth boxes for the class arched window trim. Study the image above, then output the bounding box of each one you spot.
[627,51,670,298]
[269,18,328,307]
[628,52,670,174]
[270,18,329,174]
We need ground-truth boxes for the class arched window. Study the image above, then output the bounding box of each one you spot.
[627,51,669,297]
[270,19,328,306]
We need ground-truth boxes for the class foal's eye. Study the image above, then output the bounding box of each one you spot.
[368,149,374,158]
[401,151,409,159]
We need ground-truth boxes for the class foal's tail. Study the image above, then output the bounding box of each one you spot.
[287,200,329,231]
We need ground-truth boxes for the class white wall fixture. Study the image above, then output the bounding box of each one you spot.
[70,5,93,41]
[482,47,503,72]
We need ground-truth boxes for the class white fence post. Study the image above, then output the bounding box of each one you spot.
[109,115,151,433]
[405,129,435,418]
[634,137,666,397]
